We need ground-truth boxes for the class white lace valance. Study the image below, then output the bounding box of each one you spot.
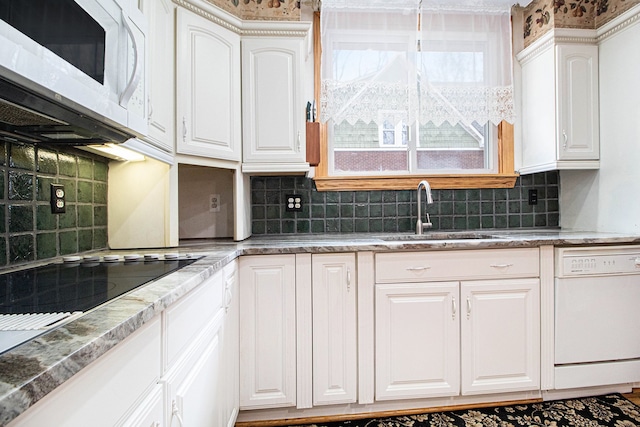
[320,0,533,13]
[320,1,515,127]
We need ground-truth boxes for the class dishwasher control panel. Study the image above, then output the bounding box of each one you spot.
[555,245,640,277]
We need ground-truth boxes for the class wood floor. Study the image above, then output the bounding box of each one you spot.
[237,389,640,427]
[623,388,640,406]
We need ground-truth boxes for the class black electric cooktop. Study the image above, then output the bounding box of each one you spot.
[0,257,199,315]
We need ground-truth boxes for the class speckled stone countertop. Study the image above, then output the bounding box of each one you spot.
[2,229,640,426]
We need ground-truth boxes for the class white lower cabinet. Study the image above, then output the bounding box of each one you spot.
[375,282,460,400]
[162,264,239,427]
[460,279,540,395]
[239,254,297,409]
[8,262,239,427]
[237,248,542,421]
[374,249,541,401]
[164,326,223,427]
[121,384,164,427]
[239,253,358,411]
[222,261,240,426]
[312,253,358,406]
[8,317,162,427]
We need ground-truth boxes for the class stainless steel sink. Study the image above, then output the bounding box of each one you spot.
[380,231,505,241]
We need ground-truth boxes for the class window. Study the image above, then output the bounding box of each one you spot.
[312,1,518,191]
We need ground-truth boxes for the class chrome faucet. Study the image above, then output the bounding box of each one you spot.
[416,180,433,234]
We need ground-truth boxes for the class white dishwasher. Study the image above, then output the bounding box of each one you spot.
[554,245,640,389]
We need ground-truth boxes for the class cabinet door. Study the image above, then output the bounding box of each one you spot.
[239,255,297,409]
[241,37,307,172]
[312,253,357,405]
[556,44,599,161]
[119,384,164,427]
[176,8,241,160]
[460,278,540,395]
[166,328,223,427]
[221,261,239,427]
[375,282,460,400]
[139,0,174,153]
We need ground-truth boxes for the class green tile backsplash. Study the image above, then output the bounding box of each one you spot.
[0,142,109,267]
[251,171,560,235]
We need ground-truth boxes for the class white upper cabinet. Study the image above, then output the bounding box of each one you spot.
[176,7,242,161]
[138,0,175,155]
[241,22,312,173]
[517,30,599,174]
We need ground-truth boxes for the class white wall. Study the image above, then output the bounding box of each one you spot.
[560,14,640,232]
[178,165,235,239]
[108,158,177,249]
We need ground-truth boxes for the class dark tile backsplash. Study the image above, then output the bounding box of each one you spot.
[0,142,109,267]
[251,171,560,235]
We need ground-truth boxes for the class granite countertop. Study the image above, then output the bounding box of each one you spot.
[2,229,640,425]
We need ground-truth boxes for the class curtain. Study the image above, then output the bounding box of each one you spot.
[320,0,516,127]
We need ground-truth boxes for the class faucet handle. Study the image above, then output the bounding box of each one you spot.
[424,213,433,229]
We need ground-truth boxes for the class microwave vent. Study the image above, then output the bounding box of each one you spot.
[0,98,68,127]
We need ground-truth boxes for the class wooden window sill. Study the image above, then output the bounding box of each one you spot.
[313,174,519,191]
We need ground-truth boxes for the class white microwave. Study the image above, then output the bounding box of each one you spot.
[0,0,147,141]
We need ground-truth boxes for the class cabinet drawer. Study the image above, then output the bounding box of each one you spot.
[164,270,224,369]
[375,248,539,283]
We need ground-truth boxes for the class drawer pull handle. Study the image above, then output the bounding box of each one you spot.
[406,266,431,272]
[182,117,187,142]
[224,286,232,312]
[452,297,457,320]
[347,267,352,292]
[171,400,184,427]
[634,258,640,267]
[490,263,513,269]
[467,297,471,319]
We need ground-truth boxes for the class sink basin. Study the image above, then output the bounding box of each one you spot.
[380,231,504,241]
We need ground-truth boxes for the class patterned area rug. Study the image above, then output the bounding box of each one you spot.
[289,394,640,427]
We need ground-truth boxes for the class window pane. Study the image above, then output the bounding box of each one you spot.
[416,121,493,171]
[332,120,408,173]
[419,51,484,83]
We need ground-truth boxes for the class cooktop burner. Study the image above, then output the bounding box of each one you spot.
[0,256,200,315]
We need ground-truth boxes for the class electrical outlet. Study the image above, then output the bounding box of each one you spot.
[209,194,221,213]
[528,189,538,205]
[286,195,303,212]
[50,184,66,214]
